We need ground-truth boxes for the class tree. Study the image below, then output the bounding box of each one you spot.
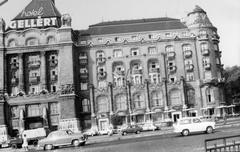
[110,115,123,129]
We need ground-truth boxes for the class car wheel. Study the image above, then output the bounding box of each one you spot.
[11,143,17,149]
[182,129,189,136]
[122,132,127,136]
[73,139,80,147]
[33,140,38,147]
[136,130,140,134]
[44,144,53,150]
[206,126,213,134]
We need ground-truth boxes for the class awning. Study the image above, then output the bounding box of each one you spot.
[216,105,227,109]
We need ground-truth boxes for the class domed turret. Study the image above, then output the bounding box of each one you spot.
[185,5,213,28]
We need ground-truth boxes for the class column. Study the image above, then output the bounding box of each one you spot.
[18,53,24,92]
[144,79,150,112]
[40,51,47,90]
[89,84,95,117]
[108,82,114,115]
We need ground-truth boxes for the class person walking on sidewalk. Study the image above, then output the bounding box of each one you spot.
[22,134,29,151]
[223,112,227,125]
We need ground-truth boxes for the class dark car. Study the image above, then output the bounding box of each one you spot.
[38,130,88,150]
[121,125,143,136]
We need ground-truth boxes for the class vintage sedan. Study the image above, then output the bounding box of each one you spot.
[121,125,143,136]
[38,130,88,150]
[173,117,215,136]
[141,123,160,131]
[83,129,99,136]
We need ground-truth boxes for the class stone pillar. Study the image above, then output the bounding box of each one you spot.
[42,107,48,128]
[40,51,47,90]
[89,84,98,130]
[144,79,150,112]
[108,82,114,115]
[18,53,24,92]
[19,109,25,134]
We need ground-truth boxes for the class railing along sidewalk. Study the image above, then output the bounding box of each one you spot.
[205,134,240,152]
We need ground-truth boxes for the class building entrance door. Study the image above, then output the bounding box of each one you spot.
[171,111,182,122]
[99,119,108,131]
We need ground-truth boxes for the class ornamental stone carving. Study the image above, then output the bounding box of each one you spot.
[61,13,72,27]
[0,17,5,33]
[61,84,74,95]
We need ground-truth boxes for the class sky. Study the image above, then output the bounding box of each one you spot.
[0,0,239,68]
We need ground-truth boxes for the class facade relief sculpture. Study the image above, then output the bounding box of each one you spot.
[0,17,5,33]
[61,13,72,27]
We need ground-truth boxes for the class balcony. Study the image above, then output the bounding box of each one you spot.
[132,69,142,74]
[49,59,58,67]
[215,50,222,57]
[11,78,19,85]
[28,61,41,69]
[183,50,192,58]
[185,64,194,72]
[168,66,177,73]
[29,76,40,84]
[202,49,210,56]
[197,34,209,41]
[115,70,125,76]
[204,63,211,70]
[50,75,58,81]
[149,68,160,73]
[79,58,88,65]
[80,73,88,79]
[96,57,106,64]
[211,34,220,42]
[216,64,224,69]
[166,52,175,60]
[10,62,19,70]
[98,72,107,80]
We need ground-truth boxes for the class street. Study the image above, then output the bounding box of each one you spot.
[1,125,239,152]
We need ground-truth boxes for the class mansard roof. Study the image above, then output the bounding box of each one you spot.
[79,17,187,36]
[12,0,61,20]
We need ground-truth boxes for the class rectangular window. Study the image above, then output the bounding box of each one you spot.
[81,82,88,90]
[30,85,40,94]
[204,72,212,79]
[132,36,137,40]
[131,48,139,56]
[27,105,41,117]
[97,38,103,43]
[114,49,122,57]
[182,32,188,37]
[50,103,59,115]
[148,47,157,54]
[165,33,171,37]
[11,106,19,118]
[148,34,153,39]
[186,73,194,81]
[115,37,120,42]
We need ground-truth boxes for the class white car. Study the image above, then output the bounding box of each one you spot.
[141,123,160,131]
[83,129,99,136]
[98,128,113,135]
[173,117,215,136]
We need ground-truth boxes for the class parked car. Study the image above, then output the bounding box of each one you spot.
[121,125,143,136]
[173,117,215,136]
[38,130,88,150]
[98,127,114,135]
[141,123,160,131]
[83,129,99,136]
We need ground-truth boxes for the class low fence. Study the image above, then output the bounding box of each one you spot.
[205,134,240,152]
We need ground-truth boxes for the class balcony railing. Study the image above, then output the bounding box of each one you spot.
[168,66,177,73]
[216,64,224,69]
[29,76,40,83]
[80,73,88,79]
[197,34,209,41]
[149,68,160,73]
[132,69,142,74]
[115,70,125,76]
[10,62,19,70]
[49,59,58,67]
[79,58,88,65]
[211,34,220,42]
[98,72,107,79]
[28,61,41,69]
[204,63,211,70]
[185,64,194,72]
[50,75,58,81]
[96,57,106,64]
[166,52,175,60]
[215,50,222,57]
[183,50,192,58]
[202,49,210,56]
[11,78,19,85]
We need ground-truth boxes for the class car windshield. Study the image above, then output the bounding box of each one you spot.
[66,130,74,135]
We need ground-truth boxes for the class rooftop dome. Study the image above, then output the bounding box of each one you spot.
[187,5,206,16]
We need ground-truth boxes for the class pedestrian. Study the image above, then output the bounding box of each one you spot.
[222,112,227,125]
[22,134,29,151]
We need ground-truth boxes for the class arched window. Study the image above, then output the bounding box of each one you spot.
[97,96,108,111]
[8,39,16,47]
[170,90,181,105]
[82,99,90,112]
[206,88,213,102]
[200,43,208,50]
[152,91,163,107]
[116,95,126,110]
[182,44,191,51]
[96,51,105,58]
[148,47,157,54]
[165,45,174,52]
[27,38,37,46]
[134,94,145,108]
[187,90,195,105]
